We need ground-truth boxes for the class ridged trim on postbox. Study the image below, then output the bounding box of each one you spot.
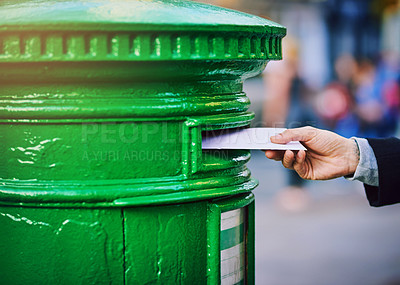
[0,0,286,208]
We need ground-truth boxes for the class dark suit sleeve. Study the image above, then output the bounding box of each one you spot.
[364,137,400,207]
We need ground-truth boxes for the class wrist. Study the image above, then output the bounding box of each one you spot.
[346,138,360,176]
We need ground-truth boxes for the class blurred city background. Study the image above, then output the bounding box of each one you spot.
[195,0,400,284]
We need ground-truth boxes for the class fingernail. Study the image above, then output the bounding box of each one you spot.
[275,134,283,140]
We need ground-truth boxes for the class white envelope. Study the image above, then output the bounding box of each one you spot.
[202,128,306,150]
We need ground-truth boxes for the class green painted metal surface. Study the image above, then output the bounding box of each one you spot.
[0,0,285,283]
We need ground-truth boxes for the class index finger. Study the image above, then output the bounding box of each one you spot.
[270,126,317,144]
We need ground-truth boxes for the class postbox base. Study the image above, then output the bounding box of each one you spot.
[0,193,254,284]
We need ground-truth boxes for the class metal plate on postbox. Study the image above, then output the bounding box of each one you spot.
[220,208,246,284]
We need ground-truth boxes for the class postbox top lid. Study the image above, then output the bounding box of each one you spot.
[0,0,285,32]
[0,0,286,62]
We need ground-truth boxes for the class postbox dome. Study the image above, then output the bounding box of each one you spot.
[0,0,284,30]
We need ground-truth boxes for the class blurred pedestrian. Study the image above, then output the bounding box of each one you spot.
[355,54,400,137]
[262,36,319,211]
[315,53,357,137]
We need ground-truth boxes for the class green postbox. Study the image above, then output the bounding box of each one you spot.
[0,0,285,284]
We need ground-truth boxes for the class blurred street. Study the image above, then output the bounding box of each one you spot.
[245,78,400,285]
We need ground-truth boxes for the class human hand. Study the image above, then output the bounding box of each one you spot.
[265,126,360,180]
